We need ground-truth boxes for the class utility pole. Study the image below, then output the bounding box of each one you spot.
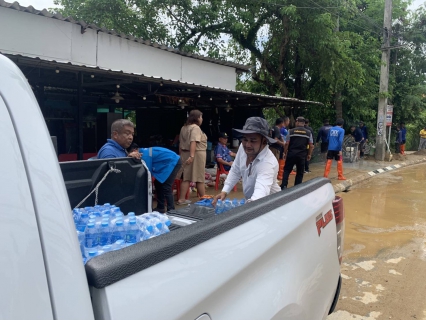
[375,0,392,161]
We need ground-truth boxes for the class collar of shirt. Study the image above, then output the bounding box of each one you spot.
[107,139,126,153]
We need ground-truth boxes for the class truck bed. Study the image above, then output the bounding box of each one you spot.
[60,157,339,319]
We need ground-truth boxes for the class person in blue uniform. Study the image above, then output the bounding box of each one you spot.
[214,132,236,171]
[359,121,368,158]
[400,122,407,155]
[316,119,332,163]
[324,119,346,180]
[350,124,364,161]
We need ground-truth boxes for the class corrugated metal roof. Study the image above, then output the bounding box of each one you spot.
[3,52,323,106]
[0,0,250,72]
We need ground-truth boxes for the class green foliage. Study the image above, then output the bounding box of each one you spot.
[52,0,426,143]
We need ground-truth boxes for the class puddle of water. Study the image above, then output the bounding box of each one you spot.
[340,165,426,258]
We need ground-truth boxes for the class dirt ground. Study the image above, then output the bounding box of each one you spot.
[328,166,426,320]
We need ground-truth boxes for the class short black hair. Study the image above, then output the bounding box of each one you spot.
[336,118,344,126]
[275,118,284,125]
[283,116,289,121]
[323,119,329,124]
[304,118,309,124]
[127,142,139,152]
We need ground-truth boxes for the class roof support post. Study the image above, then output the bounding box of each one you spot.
[77,72,84,160]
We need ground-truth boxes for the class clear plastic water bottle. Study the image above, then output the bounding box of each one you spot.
[77,230,85,257]
[84,222,98,248]
[77,212,89,232]
[224,199,233,212]
[125,219,140,244]
[232,198,239,208]
[86,250,98,262]
[102,245,112,253]
[99,220,111,246]
[137,219,151,240]
[112,239,126,251]
[215,200,224,214]
[111,220,126,243]
[152,212,171,227]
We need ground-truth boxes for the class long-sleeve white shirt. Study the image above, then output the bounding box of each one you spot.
[222,144,281,201]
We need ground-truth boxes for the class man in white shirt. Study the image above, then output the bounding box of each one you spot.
[212,117,281,204]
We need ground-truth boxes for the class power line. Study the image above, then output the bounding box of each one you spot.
[305,0,383,35]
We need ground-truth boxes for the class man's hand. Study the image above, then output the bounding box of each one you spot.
[282,153,287,160]
[128,151,141,160]
[228,161,234,166]
[212,192,227,207]
[307,154,312,161]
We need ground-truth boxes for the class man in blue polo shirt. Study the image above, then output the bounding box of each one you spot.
[214,132,236,171]
[98,119,141,160]
[324,118,346,180]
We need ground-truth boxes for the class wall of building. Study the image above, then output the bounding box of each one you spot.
[0,7,237,90]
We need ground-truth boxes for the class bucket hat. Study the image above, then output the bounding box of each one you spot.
[234,117,276,144]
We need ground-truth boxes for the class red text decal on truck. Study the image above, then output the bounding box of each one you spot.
[316,210,333,236]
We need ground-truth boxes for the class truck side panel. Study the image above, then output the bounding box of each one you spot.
[0,96,54,320]
[91,183,339,320]
[0,55,95,320]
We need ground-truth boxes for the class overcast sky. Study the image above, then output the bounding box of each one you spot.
[16,0,426,17]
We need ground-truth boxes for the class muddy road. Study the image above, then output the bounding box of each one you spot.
[327,164,426,320]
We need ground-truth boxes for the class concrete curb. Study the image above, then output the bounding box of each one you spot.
[333,157,426,193]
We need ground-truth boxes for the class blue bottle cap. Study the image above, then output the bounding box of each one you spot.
[94,205,101,208]
[129,219,136,225]
[104,203,111,206]
[87,223,95,228]
[101,221,109,227]
[116,220,123,226]
[128,212,135,216]
[84,206,92,210]
[80,212,89,217]
[88,250,97,257]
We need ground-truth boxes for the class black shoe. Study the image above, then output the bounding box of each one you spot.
[153,207,166,213]
[281,186,287,190]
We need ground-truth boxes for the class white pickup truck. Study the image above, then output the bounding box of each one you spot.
[0,54,343,320]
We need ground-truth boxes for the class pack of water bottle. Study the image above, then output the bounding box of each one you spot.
[215,198,246,215]
[72,203,171,264]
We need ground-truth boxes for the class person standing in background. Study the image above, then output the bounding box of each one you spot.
[178,110,207,205]
[280,116,290,159]
[304,119,314,173]
[324,119,346,180]
[400,122,407,155]
[359,122,368,158]
[418,126,426,151]
[395,125,403,157]
[270,118,285,162]
[316,119,332,163]
[280,117,314,190]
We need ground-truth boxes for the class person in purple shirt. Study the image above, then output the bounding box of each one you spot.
[214,132,236,171]
[97,119,141,160]
[323,118,346,180]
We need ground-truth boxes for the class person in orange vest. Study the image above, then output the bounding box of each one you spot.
[324,118,346,180]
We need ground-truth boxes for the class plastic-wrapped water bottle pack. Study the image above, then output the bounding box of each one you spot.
[214,198,246,214]
[72,203,171,264]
